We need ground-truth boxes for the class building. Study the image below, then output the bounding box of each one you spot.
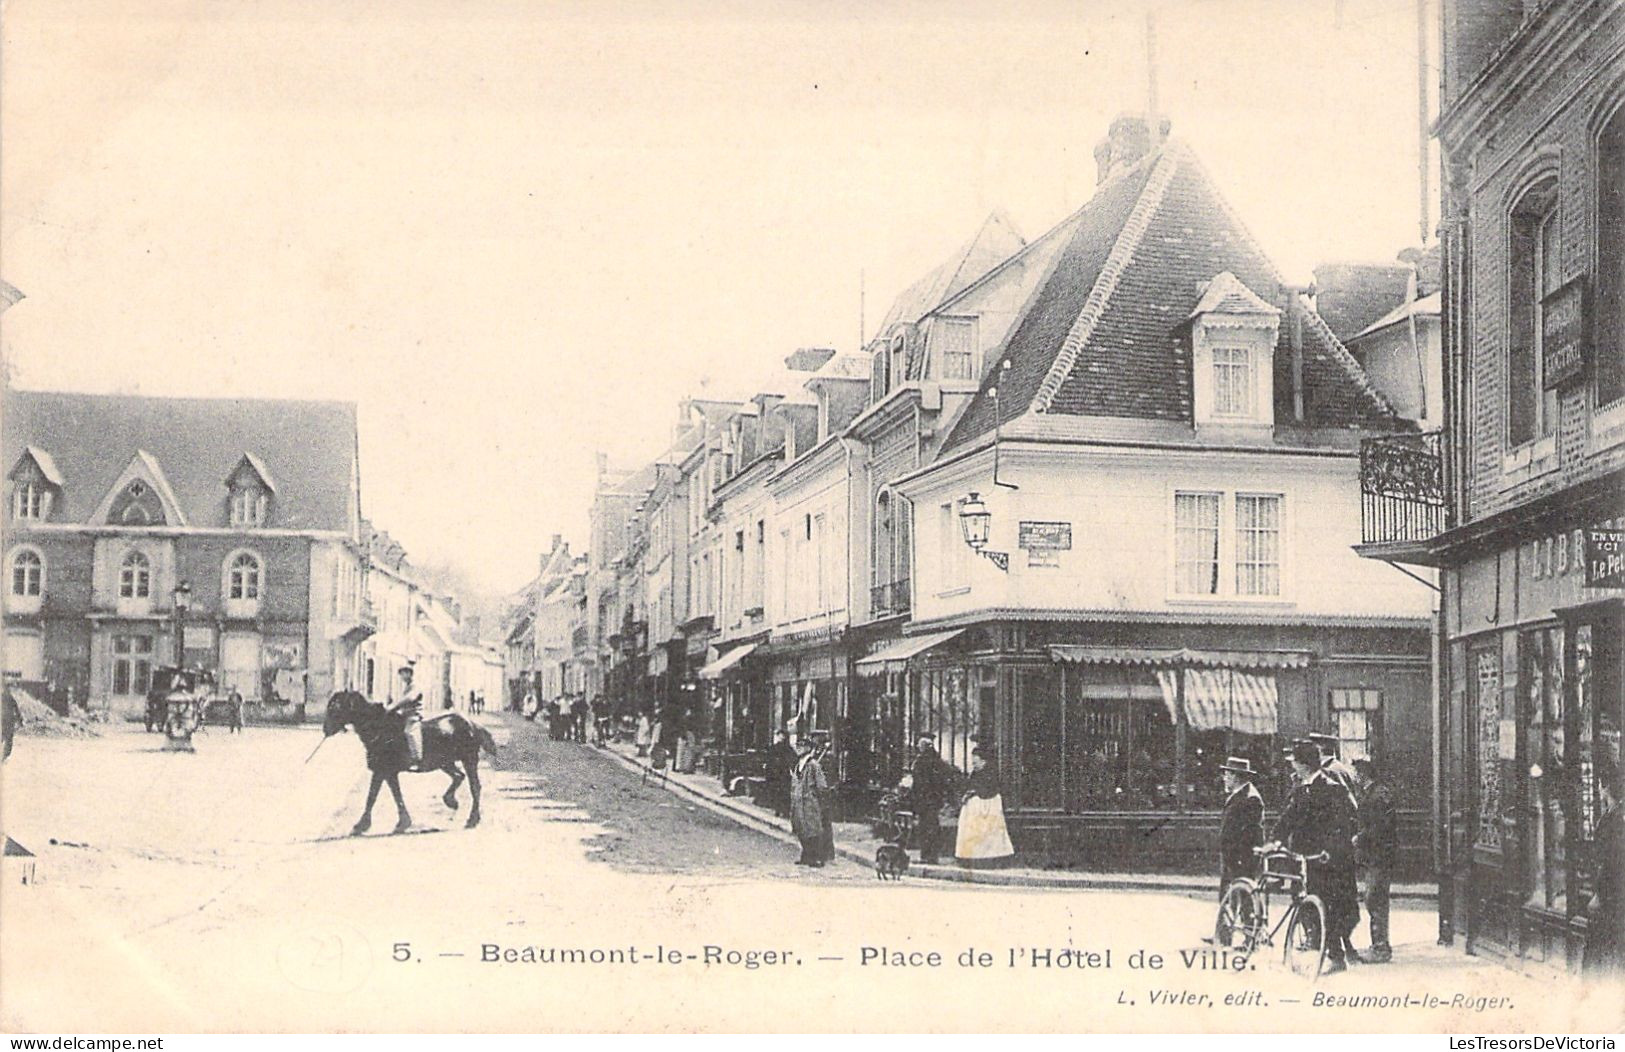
[3,389,369,718]
[887,122,1436,871]
[1321,250,1444,430]
[1357,0,1624,972]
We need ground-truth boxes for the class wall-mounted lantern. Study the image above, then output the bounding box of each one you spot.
[958,492,1008,572]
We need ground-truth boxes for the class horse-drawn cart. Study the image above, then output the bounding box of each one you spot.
[144,667,241,747]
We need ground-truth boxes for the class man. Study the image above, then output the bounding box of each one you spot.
[570,696,589,743]
[764,728,798,819]
[1309,732,1362,963]
[1269,740,1359,974]
[384,663,425,766]
[1218,757,1264,901]
[1352,758,1396,964]
[910,734,950,865]
[789,733,834,867]
[1582,754,1622,978]
[522,687,538,721]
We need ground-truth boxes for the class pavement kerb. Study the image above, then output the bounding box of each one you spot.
[585,739,1438,902]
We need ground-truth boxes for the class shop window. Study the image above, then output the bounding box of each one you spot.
[1522,627,1567,912]
[119,550,152,599]
[1507,177,1560,450]
[1330,688,1382,762]
[111,634,154,696]
[1474,647,1505,851]
[1571,612,1623,910]
[1174,492,1220,595]
[909,667,977,773]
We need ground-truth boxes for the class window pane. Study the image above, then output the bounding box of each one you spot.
[1174,493,1220,595]
[1236,494,1281,596]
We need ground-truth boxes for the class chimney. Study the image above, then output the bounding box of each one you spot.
[783,347,837,372]
[1311,262,1414,343]
[1093,114,1171,185]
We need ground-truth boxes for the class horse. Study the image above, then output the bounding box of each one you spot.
[322,690,498,835]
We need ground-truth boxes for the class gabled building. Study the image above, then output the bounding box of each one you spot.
[885,123,1436,869]
[2,389,369,718]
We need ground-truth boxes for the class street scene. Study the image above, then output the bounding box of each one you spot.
[2,0,1624,1036]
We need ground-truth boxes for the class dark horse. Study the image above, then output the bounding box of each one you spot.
[323,690,497,835]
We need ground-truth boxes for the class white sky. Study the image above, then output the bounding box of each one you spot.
[1,0,1437,595]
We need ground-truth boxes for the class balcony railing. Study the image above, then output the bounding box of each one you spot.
[1359,430,1444,547]
[870,578,911,619]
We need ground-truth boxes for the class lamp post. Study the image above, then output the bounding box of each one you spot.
[958,492,1008,572]
[165,582,196,751]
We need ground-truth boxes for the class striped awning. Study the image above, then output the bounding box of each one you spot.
[854,629,965,677]
[1046,645,1310,670]
[696,642,759,680]
[1154,668,1279,735]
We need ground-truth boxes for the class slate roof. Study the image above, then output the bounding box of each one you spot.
[876,210,1028,335]
[2,389,360,532]
[943,142,1403,452]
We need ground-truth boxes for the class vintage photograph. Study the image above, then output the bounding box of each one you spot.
[1,0,1621,1036]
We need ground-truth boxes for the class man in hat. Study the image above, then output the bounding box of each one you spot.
[1308,732,1362,963]
[1308,732,1360,798]
[1269,740,1359,973]
[765,726,798,818]
[384,663,425,765]
[1218,757,1264,902]
[790,731,835,866]
[910,734,951,865]
[1352,758,1396,963]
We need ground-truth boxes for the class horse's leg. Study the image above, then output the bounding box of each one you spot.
[352,773,382,835]
[464,757,482,829]
[387,773,412,833]
[442,765,464,809]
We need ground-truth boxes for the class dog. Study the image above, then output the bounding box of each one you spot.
[874,843,910,881]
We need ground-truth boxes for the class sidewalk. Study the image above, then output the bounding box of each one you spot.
[591,738,1438,900]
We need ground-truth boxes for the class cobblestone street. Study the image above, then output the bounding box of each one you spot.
[5,715,1611,1034]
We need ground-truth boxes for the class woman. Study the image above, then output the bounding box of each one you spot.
[634,712,652,758]
[790,735,835,866]
[955,747,1015,868]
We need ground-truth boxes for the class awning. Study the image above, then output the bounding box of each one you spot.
[854,629,965,677]
[1154,668,1279,736]
[696,642,760,680]
[646,647,669,677]
[1046,645,1311,670]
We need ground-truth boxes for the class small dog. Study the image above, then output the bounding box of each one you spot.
[875,843,910,881]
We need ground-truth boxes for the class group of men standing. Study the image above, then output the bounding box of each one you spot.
[1217,733,1396,974]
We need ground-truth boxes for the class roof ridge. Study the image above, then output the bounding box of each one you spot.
[1297,293,1402,419]
[1030,146,1182,415]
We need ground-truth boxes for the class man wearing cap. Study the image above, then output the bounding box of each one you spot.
[1218,757,1264,902]
[765,727,798,819]
[910,735,951,865]
[384,663,425,766]
[1352,758,1396,963]
[1308,733,1360,799]
[1269,740,1359,973]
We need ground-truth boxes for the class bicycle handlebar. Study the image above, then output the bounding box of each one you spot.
[1253,846,1331,864]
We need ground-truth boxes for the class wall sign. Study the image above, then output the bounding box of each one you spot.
[1585,527,1625,588]
[1018,521,1072,551]
[1541,277,1588,390]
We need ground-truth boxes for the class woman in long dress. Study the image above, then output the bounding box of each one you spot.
[955,747,1015,868]
[790,737,834,867]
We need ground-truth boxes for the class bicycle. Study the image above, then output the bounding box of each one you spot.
[1213,845,1331,979]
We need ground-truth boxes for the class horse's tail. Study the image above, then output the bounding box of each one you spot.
[475,723,498,756]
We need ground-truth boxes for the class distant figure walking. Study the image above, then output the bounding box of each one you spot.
[791,733,835,867]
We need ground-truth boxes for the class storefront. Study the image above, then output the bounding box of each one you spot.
[1439,500,1624,973]
[869,618,1430,873]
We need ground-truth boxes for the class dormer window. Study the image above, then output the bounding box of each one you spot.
[13,481,49,521]
[119,550,152,599]
[230,487,268,527]
[937,317,979,381]
[1189,272,1280,431]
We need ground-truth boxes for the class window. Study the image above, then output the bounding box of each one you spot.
[10,548,43,597]
[1508,178,1560,448]
[119,550,152,599]
[112,634,154,695]
[1211,347,1255,417]
[749,520,765,610]
[1174,492,1221,595]
[1330,688,1381,763]
[889,335,906,392]
[228,552,262,601]
[13,481,47,521]
[1598,105,1625,408]
[230,487,266,527]
[938,501,967,591]
[938,317,979,380]
[813,513,828,612]
[1235,494,1282,596]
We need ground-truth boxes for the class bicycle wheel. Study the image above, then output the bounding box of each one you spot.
[1284,895,1328,979]
[1214,879,1262,953]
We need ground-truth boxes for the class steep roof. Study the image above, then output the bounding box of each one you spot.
[876,210,1028,334]
[3,389,360,531]
[943,143,1402,451]
[1350,291,1441,341]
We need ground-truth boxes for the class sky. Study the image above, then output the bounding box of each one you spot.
[1,0,1437,596]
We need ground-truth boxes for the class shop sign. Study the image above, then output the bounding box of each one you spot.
[1019,521,1071,568]
[182,625,215,649]
[1585,527,1625,588]
[1541,278,1587,390]
[263,640,304,669]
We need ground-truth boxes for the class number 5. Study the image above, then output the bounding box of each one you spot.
[393,942,411,962]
